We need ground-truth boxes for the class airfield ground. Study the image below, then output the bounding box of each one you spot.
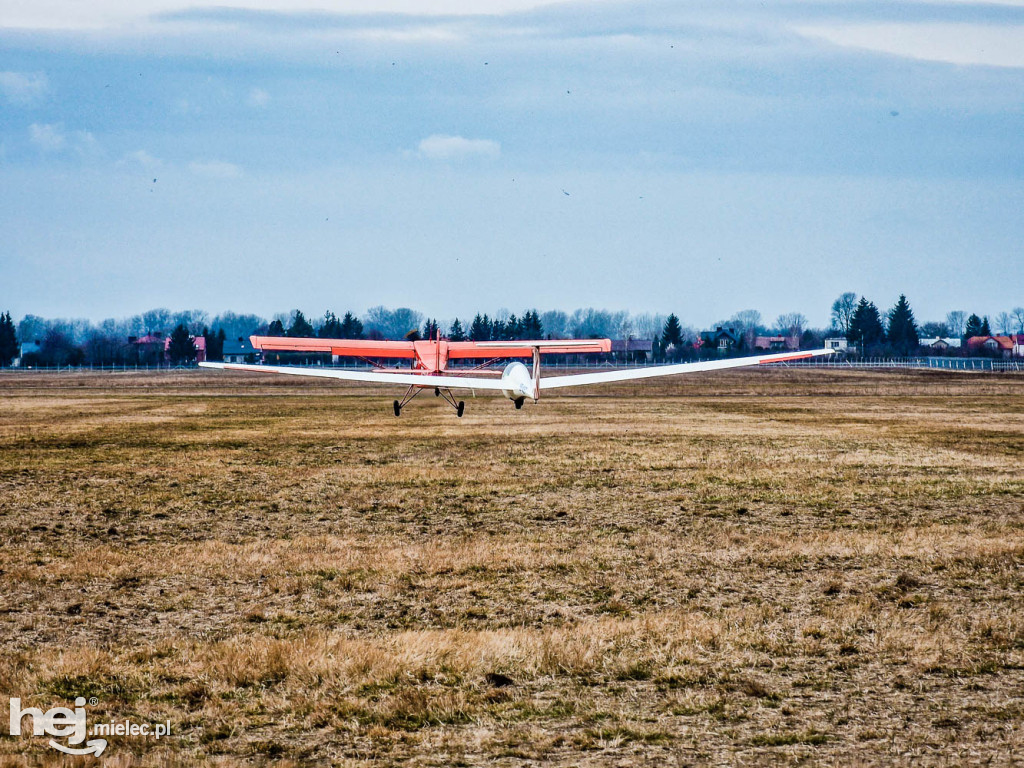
[0,368,1021,766]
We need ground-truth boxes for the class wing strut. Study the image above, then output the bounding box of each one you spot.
[434,387,466,417]
[532,347,542,401]
[393,385,420,417]
[394,385,465,417]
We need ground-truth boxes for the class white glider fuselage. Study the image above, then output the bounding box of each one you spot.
[500,361,538,402]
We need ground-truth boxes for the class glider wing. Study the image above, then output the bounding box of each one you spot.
[538,348,835,390]
[198,362,512,390]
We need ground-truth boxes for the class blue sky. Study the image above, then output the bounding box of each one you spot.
[2,0,1022,329]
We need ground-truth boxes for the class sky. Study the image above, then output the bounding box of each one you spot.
[1,0,1023,330]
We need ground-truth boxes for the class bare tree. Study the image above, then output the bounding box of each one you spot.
[539,310,568,339]
[1011,307,1024,334]
[17,315,48,345]
[142,308,172,335]
[632,313,667,341]
[945,310,967,338]
[171,309,210,335]
[775,313,807,337]
[830,292,857,336]
[729,309,762,334]
[995,312,1012,335]
[726,309,762,350]
[363,306,424,340]
[212,312,266,341]
[919,321,948,338]
[569,308,620,339]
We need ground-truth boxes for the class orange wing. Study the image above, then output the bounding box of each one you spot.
[249,336,612,372]
[447,340,611,359]
[250,336,416,358]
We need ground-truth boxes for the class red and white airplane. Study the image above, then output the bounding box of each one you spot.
[199,335,834,416]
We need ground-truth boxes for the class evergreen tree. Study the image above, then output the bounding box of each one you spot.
[469,314,491,341]
[319,311,343,338]
[661,313,683,359]
[267,319,285,336]
[849,297,885,350]
[886,294,919,354]
[287,310,315,338]
[980,316,992,336]
[964,314,984,339]
[214,328,226,361]
[167,324,196,364]
[422,318,439,339]
[521,309,543,339]
[448,318,466,341]
[339,311,363,339]
[0,312,18,367]
[203,325,226,362]
[505,314,521,339]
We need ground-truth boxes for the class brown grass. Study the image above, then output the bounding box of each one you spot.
[0,367,1022,765]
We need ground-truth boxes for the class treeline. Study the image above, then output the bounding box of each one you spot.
[829,293,1024,356]
[2,294,1021,367]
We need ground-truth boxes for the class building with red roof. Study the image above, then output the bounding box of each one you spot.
[130,332,206,363]
[966,335,1016,358]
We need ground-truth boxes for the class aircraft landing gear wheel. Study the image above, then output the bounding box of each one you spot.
[514,397,525,410]
[393,400,401,417]
[434,387,440,397]
[456,401,465,418]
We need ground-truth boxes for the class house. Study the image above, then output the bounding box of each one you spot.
[131,333,165,364]
[967,336,1015,358]
[1014,334,1024,358]
[824,337,848,352]
[700,327,741,353]
[165,335,206,363]
[14,341,41,367]
[610,338,654,354]
[608,338,654,362]
[131,332,206,363]
[222,337,257,364]
[754,335,799,352]
[919,337,962,351]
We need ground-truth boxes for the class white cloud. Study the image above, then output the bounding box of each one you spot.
[247,87,270,108]
[189,160,243,178]
[351,24,463,43]
[174,97,200,115]
[73,130,100,159]
[119,149,162,168]
[0,71,49,106]
[0,0,579,32]
[417,134,501,160]
[795,23,1024,69]
[29,123,66,152]
[29,123,101,158]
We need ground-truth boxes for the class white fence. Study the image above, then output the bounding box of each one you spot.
[4,357,1023,374]
[778,357,1024,372]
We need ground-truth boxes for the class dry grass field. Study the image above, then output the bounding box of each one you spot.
[0,367,1022,766]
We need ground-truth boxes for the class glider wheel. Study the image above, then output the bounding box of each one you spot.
[456,401,465,418]
[514,397,525,410]
[393,400,401,417]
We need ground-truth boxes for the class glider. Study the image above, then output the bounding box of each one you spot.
[199,335,834,416]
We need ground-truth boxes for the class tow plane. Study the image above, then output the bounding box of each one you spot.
[199,334,834,416]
